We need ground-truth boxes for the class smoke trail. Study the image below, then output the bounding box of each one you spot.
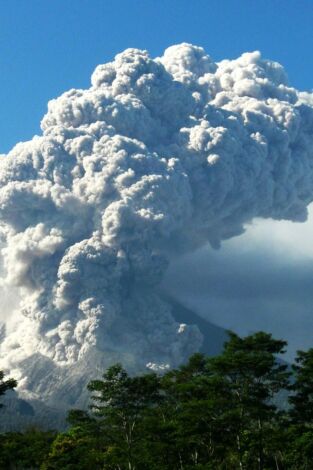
[1,44,313,401]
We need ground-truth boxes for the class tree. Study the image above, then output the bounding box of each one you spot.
[206,331,290,470]
[41,427,103,470]
[286,348,313,469]
[0,428,55,469]
[56,333,291,469]
[155,353,234,468]
[87,363,162,470]
[290,348,313,424]
[36,331,310,469]
[0,370,17,408]
[26,411,104,470]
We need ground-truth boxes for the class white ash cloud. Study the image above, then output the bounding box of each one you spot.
[1,43,313,390]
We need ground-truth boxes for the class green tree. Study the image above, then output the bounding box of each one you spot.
[0,370,17,408]
[41,428,103,470]
[290,348,313,424]
[41,410,105,469]
[153,353,234,468]
[206,331,290,469]
[0,428,55,469]
[286,348,313,469]
[38,331,301,469]
[87,363,162,470]
[141,332,290,469]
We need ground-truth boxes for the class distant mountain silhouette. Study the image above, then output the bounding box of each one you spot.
[169,298,228,356]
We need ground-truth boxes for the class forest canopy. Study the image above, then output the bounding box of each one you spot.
[1,331,313,469]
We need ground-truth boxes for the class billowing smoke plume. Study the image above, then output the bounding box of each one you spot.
[1,44,313,399]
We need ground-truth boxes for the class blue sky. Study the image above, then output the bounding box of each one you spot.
[0,0,312,153]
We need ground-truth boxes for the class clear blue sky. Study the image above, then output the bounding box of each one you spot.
[1,0,312,153]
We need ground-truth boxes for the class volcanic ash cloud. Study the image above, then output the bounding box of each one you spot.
[1,44,313,396]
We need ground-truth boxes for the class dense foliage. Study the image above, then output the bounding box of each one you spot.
[1,331,313,469]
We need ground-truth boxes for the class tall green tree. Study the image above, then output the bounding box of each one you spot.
[286,348,313,469]
[87,363,162,470]
[290,348,313,423]
[154,353,234,468]
[206,331,290,469]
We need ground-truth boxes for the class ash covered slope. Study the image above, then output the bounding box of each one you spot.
[0,299,227,432]
[1,44,313,405]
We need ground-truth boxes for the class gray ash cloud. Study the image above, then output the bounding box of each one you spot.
[1,44,313,394]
